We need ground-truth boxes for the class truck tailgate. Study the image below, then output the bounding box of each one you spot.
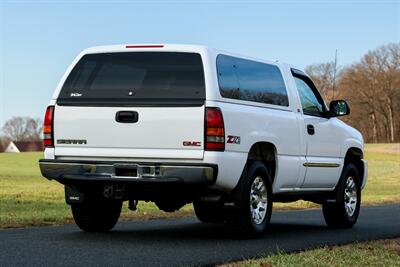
[54,105,205,159]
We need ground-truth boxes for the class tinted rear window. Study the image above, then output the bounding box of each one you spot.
[58,52,205,106]
[217,54,289,106]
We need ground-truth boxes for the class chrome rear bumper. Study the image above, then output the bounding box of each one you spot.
[39,159,217,185]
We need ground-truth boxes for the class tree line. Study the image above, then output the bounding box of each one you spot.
[306,43,399,143]
[0,117,42,148]
[1,43,398,145]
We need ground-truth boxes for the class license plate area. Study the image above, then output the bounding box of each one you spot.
[114,164,138,178]
[113,164,159,178]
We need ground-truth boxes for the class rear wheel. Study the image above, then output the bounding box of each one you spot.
[71,199,122,232]
[322,163,361,228]
[228,161,273,237]
[193,201,224,223]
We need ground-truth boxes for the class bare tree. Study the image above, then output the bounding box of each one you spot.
[0,135,11,149]
[305,61,341,102]
[306,43,400,143]
[347,43,400,143]
[2,117,43,141]
[369,43,400,143]
[26,118,43,140]
[340,64,381,142]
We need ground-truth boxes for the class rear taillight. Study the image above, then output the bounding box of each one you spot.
[43,106,54,148]
[205,107,225,151]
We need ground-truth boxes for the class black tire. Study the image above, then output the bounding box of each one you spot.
[193,201,224,223]
[228,161,273,237]
[322,163,361,228]
[71,199,122,232]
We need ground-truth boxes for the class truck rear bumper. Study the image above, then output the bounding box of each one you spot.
[39,159,217,185]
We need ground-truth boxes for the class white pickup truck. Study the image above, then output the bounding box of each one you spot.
[39,44,368,236]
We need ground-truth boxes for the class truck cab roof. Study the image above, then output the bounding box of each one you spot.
[80,43,295,71]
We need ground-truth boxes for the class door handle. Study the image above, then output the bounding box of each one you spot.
[307,124,315,135]
[115,111,138,123]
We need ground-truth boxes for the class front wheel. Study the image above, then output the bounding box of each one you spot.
[228,161,273,237]
[322,163,361,228]
[71,199,122,232]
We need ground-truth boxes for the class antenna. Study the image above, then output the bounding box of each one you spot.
[332,49,338,100]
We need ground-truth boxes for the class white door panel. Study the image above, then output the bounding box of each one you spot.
[301,116,343,188]
[302,156,343,188]
[291,73,343,189]
[303,116,341,157]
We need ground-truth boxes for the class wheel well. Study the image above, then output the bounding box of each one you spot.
[247,142,277,183]
[344,147,364,185]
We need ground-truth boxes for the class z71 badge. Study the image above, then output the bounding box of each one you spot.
[227,135,240,144]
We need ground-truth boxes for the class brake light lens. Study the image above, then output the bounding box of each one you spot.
[43,106,54,147]
[205,107,225,151]
[125,45,164,48]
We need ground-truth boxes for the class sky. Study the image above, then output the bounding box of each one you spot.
[0,0,399,127]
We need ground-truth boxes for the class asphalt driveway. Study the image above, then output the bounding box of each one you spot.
[0,204,399,266]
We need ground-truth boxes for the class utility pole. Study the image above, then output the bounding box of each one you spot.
[332,49,338,100]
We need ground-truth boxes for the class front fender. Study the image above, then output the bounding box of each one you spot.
[342,137,364,158]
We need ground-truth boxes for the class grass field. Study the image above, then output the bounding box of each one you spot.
[0,152,192,228]
[0,144,399,228]
[222,238,400,267]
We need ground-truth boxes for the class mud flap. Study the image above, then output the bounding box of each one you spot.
[65,186,84,205]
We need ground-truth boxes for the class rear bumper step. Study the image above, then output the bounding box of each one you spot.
[39,159,217,185]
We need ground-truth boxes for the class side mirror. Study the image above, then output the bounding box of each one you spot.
[329,100,350,117]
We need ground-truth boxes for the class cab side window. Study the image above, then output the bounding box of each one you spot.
[217,54,289,106]
[293,76,326,117]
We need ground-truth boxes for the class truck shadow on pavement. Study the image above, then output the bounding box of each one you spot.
[60,218,333,242]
